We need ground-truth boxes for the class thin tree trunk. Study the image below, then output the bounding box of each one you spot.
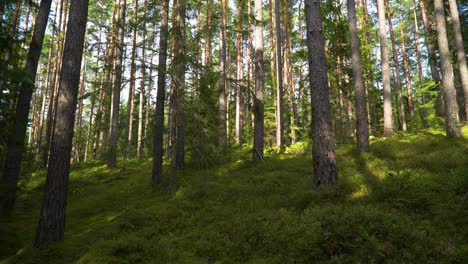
[107,0,126,168]
[377,0,393,136]
[126,0,139,158]
[137,0,147,159]
[399,20,414,117]
[84,13,104,162]
[204,0,212,67]
[447,0,468,122]
[274,0,284,148]
[235,0,244,144]
[385,1,406,132]
[304,0,338,187]
[218,0,227,148]
[252,0,264,161]
[1,0,53,216]
[73,43,87,162]
[420,0,440,82]
[34,0,89,248]
[347,0,369,152]
[434,0,462,138]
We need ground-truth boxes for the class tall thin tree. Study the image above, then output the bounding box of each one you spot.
[305,0,338,187]
[434,0,462,138]
[34,0,89,248]
[1,0,53,215]
[347,0,369,152]
[377,0,393,136]
[252,0,265,161]
[152,0,169,186]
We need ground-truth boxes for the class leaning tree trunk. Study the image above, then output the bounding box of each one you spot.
[33,0,88,248]
[1,0,53,216]
[107,0,126,168]
[252,0,265,161]
[377,0,393,137]
[434,0,462,138]
[304,0,338,187]
[420,0,440,82]
[447,0,468,122]
[347,0,369,152]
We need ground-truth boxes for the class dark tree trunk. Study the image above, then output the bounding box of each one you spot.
[152,0,169,186]
[347,0,369,152]
[304,0,338,187]
[434,0,462,138]
[1,0,53,216]
[107,0,126,168]
[252,0,264,161]
[33,0,89,248]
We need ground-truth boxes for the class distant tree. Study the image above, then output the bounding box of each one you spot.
[304,0,338,187]
[347,0,369,152]
[108,0,126,168]
[34,0,89,248]
[377,0,393,137]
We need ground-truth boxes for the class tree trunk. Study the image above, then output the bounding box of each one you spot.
[377,0,393,136]
[218,0,227,148]
[420,0,440,82]
[235,0,244,144]
[347,0,369,152]
[385,1,406,132]
[152,0,169,186]
[73,43,87,162]
[1,0,53,216]
[125,0,139,159]
[399,20,414,117]
[33,0,88,248]
[108,0,126,168]
[204,0,212,67]
[447,0,468,122]
[434,0,462,138]
[305,0,338,187]
[252,0,264,161]
[137,0,147,159]
[274,0,284,148]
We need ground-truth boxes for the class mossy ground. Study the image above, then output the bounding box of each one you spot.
[1,128,468,263]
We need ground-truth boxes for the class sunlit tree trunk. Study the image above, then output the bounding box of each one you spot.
[377,0,393,136]
[434,0,462,138]
[218,0,227,148]
[447,0,468,122]
[235,0,244,144]
[274,0,283,148]
[252,0,265,161]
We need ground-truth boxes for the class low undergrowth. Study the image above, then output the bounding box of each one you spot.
[1,128,468,263]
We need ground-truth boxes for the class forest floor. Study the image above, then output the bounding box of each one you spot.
[1,128,468,263]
